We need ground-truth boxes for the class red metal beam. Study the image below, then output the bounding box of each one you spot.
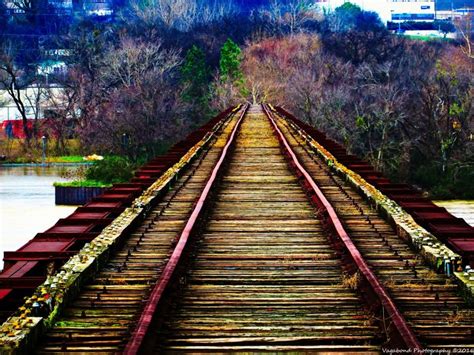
[3,251,77,261]
[123,104,249,355]
[0,106,241,314]
[0,276,46,289]
[274,106,474,266]
[263,104,422,352]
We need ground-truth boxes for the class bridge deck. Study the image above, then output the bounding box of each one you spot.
[1,105,473,354]
[153,106,380,352]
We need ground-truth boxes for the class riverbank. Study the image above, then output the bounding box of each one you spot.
[0,155,86,165]
[1,162,92,167]
[0,137,83,163]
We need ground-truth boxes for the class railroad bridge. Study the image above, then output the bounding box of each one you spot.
[0,105,473,353]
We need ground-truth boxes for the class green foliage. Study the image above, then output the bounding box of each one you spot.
[434,20,456,36]
[412,162,474,199]
[85,156,134,184]
[449,102,464,117]
[47,155,85,163]
[53,180,111,187]
[441,137,456,155]
[181,45,210,105]
[406,35,452,42]
[355,115,366,129]
[335,2,362,16]
[219,38,244,83]
[328,2,384,33]
[333,2,362,30]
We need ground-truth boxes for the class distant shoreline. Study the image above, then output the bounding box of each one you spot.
[0,162,93,167]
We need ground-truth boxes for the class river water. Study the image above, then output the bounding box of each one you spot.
[0,166,77,271]
[0,166,473,272]
[434,200,474,227]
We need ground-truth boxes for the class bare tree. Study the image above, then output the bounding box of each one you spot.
[24,83,48,138]
[100,37,181,88]
[127,0,235,32]
[285,0,319,34]
[260,0,319,35]
[240,34,323,106]
[353,62,409,171]
[210,75,243,111]
[455,14,474,59]
[199,0,236,24]
[0,41,39,146]
[11,0,47,24]
[41,84,79,154]
[68,36,187,159]
[156,0,197,30]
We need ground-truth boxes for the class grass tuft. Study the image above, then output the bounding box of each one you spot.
[341,272,360,290]
[53,180,112,188]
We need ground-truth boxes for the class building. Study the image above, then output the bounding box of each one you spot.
[48,0,73,15]
[314,0,436,24]
[4,0,113,19]
[83,0,113,17]
[436,7,474,20]
[389,0,436,22]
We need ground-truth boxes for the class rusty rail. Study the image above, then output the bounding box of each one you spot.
[123,104,249,355]
[0,106,239,320]
[263,104,422,352]
[0,105,243,354]
[273,106,473,267]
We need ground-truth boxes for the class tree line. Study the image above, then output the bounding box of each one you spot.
[234,4,473,199]
[0,0,473,198]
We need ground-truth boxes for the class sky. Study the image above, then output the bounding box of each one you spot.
[234,0,474,10]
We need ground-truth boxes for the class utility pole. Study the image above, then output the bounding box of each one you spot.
[41,135,47,166]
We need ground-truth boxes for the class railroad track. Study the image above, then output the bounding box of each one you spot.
[35,104,473,353]
[152,105,380,352]
[35,107,245,353]
[270,107,474,350]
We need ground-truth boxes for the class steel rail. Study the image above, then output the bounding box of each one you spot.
[262,104,423,352]
[124,104,249,355]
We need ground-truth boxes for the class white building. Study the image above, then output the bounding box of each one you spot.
[83,0,114,17]
[389,0,436,23]
[314,0,436,24]
[436,7,474,20]
[0,86,64,122]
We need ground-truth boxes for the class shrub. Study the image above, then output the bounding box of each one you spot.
[53,180,111,188]
[85,156,134,184]
[412,162,474,199]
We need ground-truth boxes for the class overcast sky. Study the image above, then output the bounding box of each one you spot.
[233,0,474,10]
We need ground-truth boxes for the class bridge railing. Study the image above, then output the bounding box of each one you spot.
[0,105,243,354]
